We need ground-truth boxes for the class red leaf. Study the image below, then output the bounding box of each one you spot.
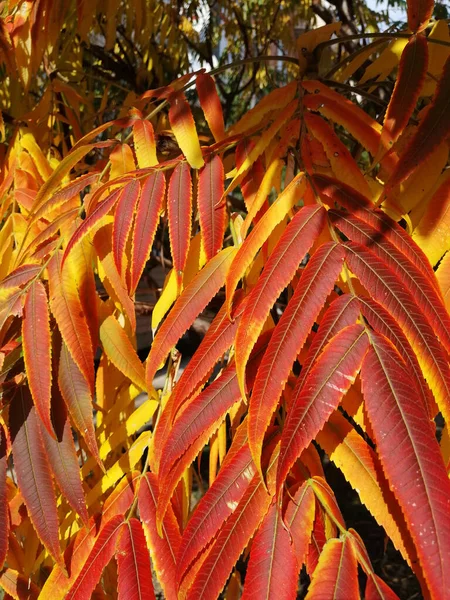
[235,204,326,397]
[186,446,279,600]
[116,519,155,600]
[176,441,255,582]
[196,72,225,142]
[285,481,316,568]
[66,514,124,600]
[378,35,428,159]
[241,500,298,600]
[22,279,53,437]
[407,0,434,32]
[145,247,236,386]
[48,252,94,395]
[297,294,360,389]
[312,174,439,295]
[345,242,450,424]
[330,210,450,359]
[39,390,89,526]
[58,342,101,467]
[0,421,8,569]
[236,139,265,210]
[361,332,450,600]
[198,155,226,261]
[169,291,246,424]
[387,55,450,191]
[138,473,182,600]
[365,574,401,600]
[277,324,370,493]
[113,179,140,277]
[9,387,62,567]
[130,171,165,293]
[168,161,193,289]
[306,537,360,599]
[359,296,434,416]
[248,242,346,475]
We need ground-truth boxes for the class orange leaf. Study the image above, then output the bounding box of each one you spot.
[198,154,226,261]
[196,72,225,142]
[133,119,158,168]
[113,179,140,278]
[0,422,8,570]
[407,0,434,32]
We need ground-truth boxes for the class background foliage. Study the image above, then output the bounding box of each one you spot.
[1,0,450,599]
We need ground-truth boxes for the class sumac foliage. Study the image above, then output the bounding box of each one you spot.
[1,0,450,598]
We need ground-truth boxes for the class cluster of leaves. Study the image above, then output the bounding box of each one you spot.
[2,0,450,598]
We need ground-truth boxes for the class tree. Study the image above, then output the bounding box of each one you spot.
[1,0,450,598]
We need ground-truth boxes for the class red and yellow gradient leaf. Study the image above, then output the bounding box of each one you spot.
[196,72,225,142]
[62,186,122,268]
[407,0,434,32]
[168,91,204,169]
[130,171,165,293]
[22,279,53,437]
[235,204,326,396]
[304,111,370,196]
[186,446,279,600]
[277,324,369,493]
[168,161,193,289]
[306,536,359,600]
[241,500,298,600]
[65,514,124,600]
[198,155,226,261]
[116,519,155,600]
[0,263,41,290]
[345,242,450,424]
[113,179,140,277]
[0,422,8,569]
[99,315,146,391]
[312,174,439,294]
[9,387,62,567]
[365,573,402,600]
[285,481,316,568]
[138,473,182,600]
[377,34,428,162]
[236,139,265,210]
[133,119,158,168]
[58,342,101,467]
[145,246,236,387]
[226,172,307,316]
[176,442,255,582]
[248,242,345,475]
[48,252,94,393]
[361,332,450,600]
[309,477,346,531]
[387,55,450,191]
